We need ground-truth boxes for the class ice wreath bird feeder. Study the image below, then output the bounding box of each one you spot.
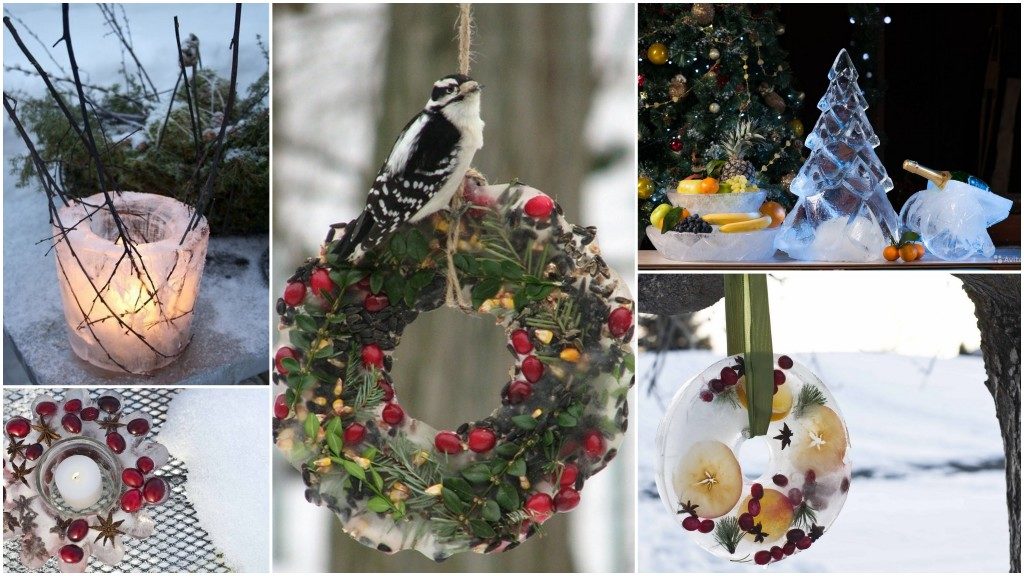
[54,192,210,374]
[273,178,635,560]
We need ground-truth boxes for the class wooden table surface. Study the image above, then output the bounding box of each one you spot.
[638,246,1023,271]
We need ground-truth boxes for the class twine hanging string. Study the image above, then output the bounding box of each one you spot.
[457,3,473,75]
[445,4,476,311]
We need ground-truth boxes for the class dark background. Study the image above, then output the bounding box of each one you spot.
[776,3,1020,243]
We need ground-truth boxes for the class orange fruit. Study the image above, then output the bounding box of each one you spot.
[741,489,794,542]
[700,177,719,194]
[759,201,787,228]
[882,245,899,262]
[915,243,925,259]
[736,378,793,421]
[899,244,919,262]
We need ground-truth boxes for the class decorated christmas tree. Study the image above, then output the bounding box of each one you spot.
[775,49,900,262]
[638,4,806,245]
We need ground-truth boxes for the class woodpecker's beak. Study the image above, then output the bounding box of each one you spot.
[459,80,481,95]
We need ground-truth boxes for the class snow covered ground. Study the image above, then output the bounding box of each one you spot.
[638,349,1009,572]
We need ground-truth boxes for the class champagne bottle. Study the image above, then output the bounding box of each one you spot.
[902,160,991,191]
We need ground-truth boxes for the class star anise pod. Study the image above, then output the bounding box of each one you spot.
[50,516,72,536]
[5,437,28,460]
[750,522,769,543]
[677,500,700,517]
[3,511,20,532]
[31,418,61,447]
[11,494,36,516]
[773,422,793,450]
[91,510,125,548]
[9,460,35,488]
[808,523,825,541]
[98,414,124,433]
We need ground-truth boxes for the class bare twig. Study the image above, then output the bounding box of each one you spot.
[173,17,201,160]
[97,3,158,101]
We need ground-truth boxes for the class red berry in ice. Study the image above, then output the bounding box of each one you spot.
[720,367,738,386]
[709,379,725,393]
[274,394,289,420]
[6,417,31,438]
[66,519,89,542]
[122,468,144,488]
[788,488,803,505]
[283,281,306,307]
[805,470,816,484]
[786,529,805,543]
[120,489,143,512]
[127,418,150,436]
[682,516,701,531]
[24,443,43,461]
[521,356,544,383]
[554,487,580,512]
[796,536,813,550]
[361,344,384,368]
[524,195,554,219]
[783,542,796,555]
[143,477,167,503]
[106,432,126,454]
[507,380,533,404]
[137,456,155,474]
[344,423,366,445]
[364,293,389,312]
[434,431,463,454]
[699,390,714,402]
[747,499,761,516]
[98,395,120,413]
[583,431,605,458]
[750,483,764,499]
[378,379,395,402]
[381,403,404,425]
[774,369,786,386]
[510,329,533,354]
[841,477,850,493]
[35,401,57,417]
[559,463,579,487]
[59,544,85,564]
[468,427,496,453]
[754,550,772,565]
[772,474,788,487]
[738,513,754,531]
[61,413,82,434]
[310,268,335,298]
[275,347,299,375]
[698,519,714,533]
[607,307,633,338]
[524,492,554,522]
[81,407,100,421]
[778,355,794,369]
[64,399,83,413]
[771,546,784,561]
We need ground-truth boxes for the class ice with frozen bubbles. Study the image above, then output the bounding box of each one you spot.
[776,49,899,262]
[900,180,1012,260]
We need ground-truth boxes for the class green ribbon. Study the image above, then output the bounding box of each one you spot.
[724,274,774,437]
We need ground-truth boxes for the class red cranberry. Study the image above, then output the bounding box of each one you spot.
[344,423,366,445]
[136,456,155,474]
[720,367,738,386]
[364,293,389,312]
[738,512,754,531]
[682,515,701,531]
[378,379,395,402]
[24,443,43,461]
[35,401,58,417]
[434,431,463,454]
[559,463,579,487]
[361,344,384,368]
[468,427,497,453]
[521,356,544,383]
[750,483,764,499]
[381,403,404,425]
[61,413,82,434]
[783,542,796,555]
[786,528,805,543]
[748,499,761,516]
[127,418,150,436]
[310,268,335,298]
[698,519,715,533]
[607,307,633,338]
[524,194,554,219]
[796,536,813,550]
[64,399,83,413]
[273,394,289,420]
[143,477,167,503]
[275,347,299,375]
[510,329,533,354]
[81,407,100,421]
[554,487,580,512]
[774,369,786,386]
[283,281,306,307]
[778,355,794,369]
[507,380,533,404]
[120,489,143,512]
[709,378,725,393]
[66,518,89,542]
[122,468,145,488]
[772,474,789,487]
[805,470,816,484]
[98,395,120,414]
[841,477,850,492]
[59,544,85,564]
[106,432,126,454]
[788,488,803,505]
[699,389,714,402]
[771,546,785,561]
[583,431,604,458]
[524,492,554,522]
[5,417,31,438]
[754,550,772,565]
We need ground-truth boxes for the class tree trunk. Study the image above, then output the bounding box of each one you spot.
[329,4,591,572]
[956,274,1021,573]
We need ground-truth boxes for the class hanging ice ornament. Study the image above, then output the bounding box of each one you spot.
[775,49,899,262]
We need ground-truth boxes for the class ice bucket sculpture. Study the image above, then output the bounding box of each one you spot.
[776,50,899,262]
[53,192,209,373]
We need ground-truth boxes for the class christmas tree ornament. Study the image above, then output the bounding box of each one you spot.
[776,25,786,35]
[670,138,684,153]
[708,48,720,61]
[758,83,786,113]
[639,176,655,200]
[788,118,804,138]
[638,74,646,87]
[780,172,796,193]
[776,49,899,262]
[668,74,688,102]
[273,177,634,560]
[647,42,669,65]
[708,103,721,114]
[691,4,715,26]
[3,390,171,571]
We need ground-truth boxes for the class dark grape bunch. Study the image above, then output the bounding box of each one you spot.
[672,214,713,233]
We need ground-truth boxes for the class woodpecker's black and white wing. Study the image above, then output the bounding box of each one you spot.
[333,111,462,261]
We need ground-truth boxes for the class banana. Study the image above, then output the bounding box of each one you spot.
[792,405,848,474]
[673,440,742,518]
[703,212,763,226]
[719,215,773,233]
[736,378,793,421]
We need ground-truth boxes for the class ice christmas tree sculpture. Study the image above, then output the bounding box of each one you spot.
[775,49,899,262]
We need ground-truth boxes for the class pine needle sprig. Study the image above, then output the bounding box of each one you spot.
[794,383,827,417]
[792,500,818,529]
[713,516,743,554]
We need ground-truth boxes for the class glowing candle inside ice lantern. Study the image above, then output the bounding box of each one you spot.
[54,455,103,510]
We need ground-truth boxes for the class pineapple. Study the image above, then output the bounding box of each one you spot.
[719,120,764,181]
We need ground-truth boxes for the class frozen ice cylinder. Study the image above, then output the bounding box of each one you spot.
[54,454,103,510]
[53,192,210,373]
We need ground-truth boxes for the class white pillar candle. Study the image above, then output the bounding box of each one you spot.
[54,455,103,510]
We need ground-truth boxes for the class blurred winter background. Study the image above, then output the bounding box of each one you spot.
[272,3,635,573]
[638,273,1013,572]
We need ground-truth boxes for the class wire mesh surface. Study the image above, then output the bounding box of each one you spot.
[3,388,234,572]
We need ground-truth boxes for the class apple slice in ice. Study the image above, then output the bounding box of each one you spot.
[673,440,743,518]
[792,405,848,474]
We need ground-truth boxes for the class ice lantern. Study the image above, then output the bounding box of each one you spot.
[53,191,209,373]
